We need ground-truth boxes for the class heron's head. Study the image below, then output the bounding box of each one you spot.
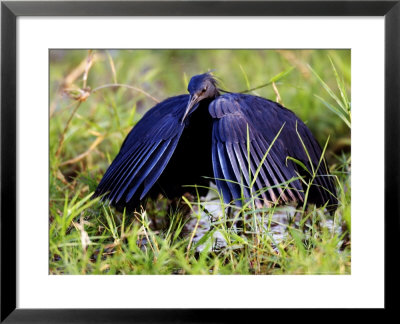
[182,73,219,123]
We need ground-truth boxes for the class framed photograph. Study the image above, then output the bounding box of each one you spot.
[1,0,398,321]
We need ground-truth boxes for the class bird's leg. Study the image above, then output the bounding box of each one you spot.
[178,193,211,251]
[179,186,229,252]
[144,195,170,231]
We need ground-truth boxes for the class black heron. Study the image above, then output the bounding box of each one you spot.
[94,72,338,213]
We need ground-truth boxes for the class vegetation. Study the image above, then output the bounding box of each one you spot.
[49,49,351,275]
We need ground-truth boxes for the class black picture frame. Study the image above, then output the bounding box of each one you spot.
[1,0,398,321]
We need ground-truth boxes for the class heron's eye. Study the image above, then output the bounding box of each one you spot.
[202,87,207,93]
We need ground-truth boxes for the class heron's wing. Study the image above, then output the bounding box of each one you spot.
[209,93,337,209]
[95,94,189,207]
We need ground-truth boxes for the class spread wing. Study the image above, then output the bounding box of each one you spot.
[94,94,189,209]
[209,93,337,209]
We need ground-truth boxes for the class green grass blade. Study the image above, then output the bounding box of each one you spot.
[250,123,286,188]
[308,63,346,113]
[314,94,351,128]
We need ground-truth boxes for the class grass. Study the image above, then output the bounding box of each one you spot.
[49,49,351,275]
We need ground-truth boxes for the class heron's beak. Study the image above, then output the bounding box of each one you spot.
[181,94,199,124]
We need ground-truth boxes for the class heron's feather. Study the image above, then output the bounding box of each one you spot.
[94,95,189,207]
[209,93,337,209]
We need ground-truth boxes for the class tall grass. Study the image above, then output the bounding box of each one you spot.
[49,49,351,275]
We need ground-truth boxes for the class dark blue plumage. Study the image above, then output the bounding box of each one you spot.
[95,72,338,212]
[95,95,189,210]
[209,93,336,208]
